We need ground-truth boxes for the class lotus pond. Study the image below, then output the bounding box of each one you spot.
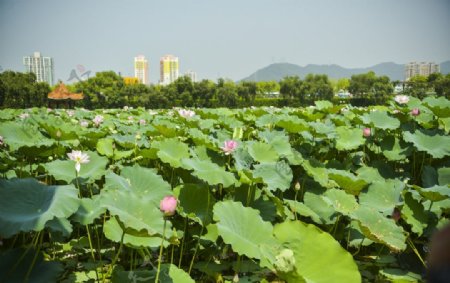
[0,96,449,282]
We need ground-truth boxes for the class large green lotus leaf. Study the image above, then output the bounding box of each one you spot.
[153,138,190,168]
[45,217,73,237]
[213,201,279,260]
[412,184,450,202]
[355,166,386,183]
[361,111,400,130]
[301,159,335,189]
[422,165,439,188]
[160,264,196,283]
[314,100,334,110]
[351,207,406,252]
[253,161,293,192]
[101,190,168,235]
[105,165,171,204]
[112,270,155,283]
[96,137,114,157]
[403,130,450,158]
[335,126,365,151]
[359,180,404,215]
[327,169,368,195]
[259,130,293,157]
[323,189,359,216]
[423,96,450,118]
[104,217,167,248]
[182,158,237,187]
[438,167,450,186]
[247,141,279,163]
[379,268,422,282]
[285,200,323,224]
[347,221,374,248]
[273,221,361,283]
[303,190,337,225]
[402,192,428,235]
[71,195,106,225]
[0,121,54,151]
[178,183,215,225]
[278,115,310,133]
[233,147,254,171]
[44,151,108,183]
[380,136,413,161]
[0,178,79,238]
[439,117,450,133]
[0,248,63,283]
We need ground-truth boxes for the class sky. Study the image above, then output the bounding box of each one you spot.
[0,0,449,83]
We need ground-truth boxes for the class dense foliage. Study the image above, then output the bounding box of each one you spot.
[0,95,449,282]
[2,70,449,109]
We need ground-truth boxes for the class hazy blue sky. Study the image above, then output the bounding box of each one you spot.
[1,0,449,83]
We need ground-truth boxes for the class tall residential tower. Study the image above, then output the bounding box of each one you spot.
[23,52,54,85]
[160,55,179,85]
[405,62,440,81]
[134,55,149,84]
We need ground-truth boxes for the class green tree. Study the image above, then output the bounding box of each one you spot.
[300,74,334,102]
[0,71,50,108]
[348,71,392,103]
[279,76,302,102]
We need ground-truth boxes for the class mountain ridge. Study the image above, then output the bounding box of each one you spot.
[241,61,450,82]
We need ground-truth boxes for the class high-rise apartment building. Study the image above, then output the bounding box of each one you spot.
[23,52,54,85]
[405,62,440,81]
[160,55,179,85]
[185,70,197,83]
[134,55,149,84]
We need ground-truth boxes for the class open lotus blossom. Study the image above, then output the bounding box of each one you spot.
[80,120,89,127]
[411,108,420,116]
[93,115,104,126]
[0,136,4,146]
[139,119,146,126]
[178,109,195,118]
[221,140,238,155]
[67,150,90,173]
[363,128,371,137]
[123,106,129,111]
[394,95,410,105]
[19,113,30,119]
[160,196,177,216]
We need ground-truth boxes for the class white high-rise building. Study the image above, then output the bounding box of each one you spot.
[405,62,440,81]
[185,70,197,83]
[134,55,149,84]
[23,52,54,85]
[160,55,179,85]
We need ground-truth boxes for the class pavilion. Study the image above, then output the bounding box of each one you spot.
[48,82,83,108]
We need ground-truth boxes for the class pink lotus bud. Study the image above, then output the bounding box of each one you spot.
[139,119,146,126]
[411,108,420,116]
[160,196,177,216]
[391,208,401,222]
[363,128,371,137]
[221,140,238,155]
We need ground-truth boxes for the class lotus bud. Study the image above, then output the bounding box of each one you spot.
[363,128,371,137]
[160,196,177,216]
[411,108,420,116]
[391,208,401,222]
[294,181,301,191]
[56,130,61,138]
[233,274,239,283]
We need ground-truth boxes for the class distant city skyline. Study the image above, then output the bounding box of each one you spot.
[1,0,449,83]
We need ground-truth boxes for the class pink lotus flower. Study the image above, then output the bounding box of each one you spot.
[160,196,177,216]
[411,108,420,116]
[67,150,90,173]
[93,115,104,126]
[221,140,238,155]
[363,128,371,137]
[139,119,146,126]
[178,109,195,118]
[394,95,410,105]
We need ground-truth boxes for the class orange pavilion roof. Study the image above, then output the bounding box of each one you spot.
[48,83,84,100]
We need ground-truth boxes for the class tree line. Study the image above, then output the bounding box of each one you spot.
[0,70,449,109]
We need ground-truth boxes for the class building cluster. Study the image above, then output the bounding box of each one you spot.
[22,51,197,87]
[405,62,440,81]
[133,54,197,85]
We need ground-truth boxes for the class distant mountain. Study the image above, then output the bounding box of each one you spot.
[242,61,450,82]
